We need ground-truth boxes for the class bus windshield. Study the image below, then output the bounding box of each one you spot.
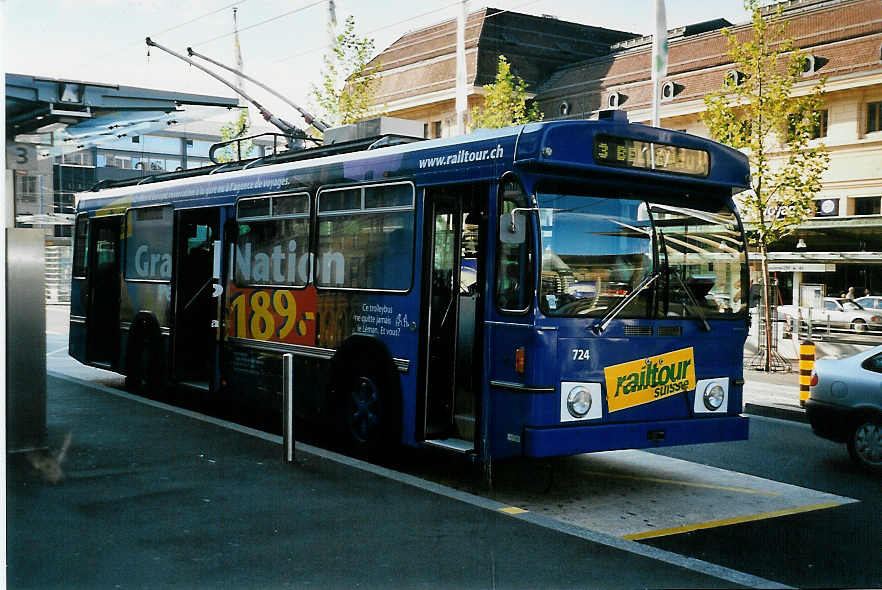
[537,192,745,319]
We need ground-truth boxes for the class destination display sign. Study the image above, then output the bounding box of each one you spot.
[594,135,710,177]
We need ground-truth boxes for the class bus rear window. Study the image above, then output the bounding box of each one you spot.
[125,205,173,281]
[316,182,415,290]
[72,214,89,278]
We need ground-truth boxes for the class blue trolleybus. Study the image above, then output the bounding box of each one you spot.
[70,110,750,461]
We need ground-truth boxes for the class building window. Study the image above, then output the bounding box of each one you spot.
[812,109,828,139]
[867,101,882,133]
[787,109,827,140]
[854,196,881,216]
[423,123,429,138]
[58,150,94,166]
[132,136,140,144]
[432,121,442,138]
[802,55,817,76]
[660,81,677,102]
[725,69,746,87]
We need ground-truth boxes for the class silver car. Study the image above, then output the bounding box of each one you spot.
[780,297,882,333]
[807,346,882,472]
[856,295,882,311]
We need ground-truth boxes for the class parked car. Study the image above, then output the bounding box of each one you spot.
[807,346,882,472]
[856,295,882,311]
[778,297,882,333]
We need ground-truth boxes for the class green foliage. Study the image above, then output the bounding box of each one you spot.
[216,109,254,163]
[311,15,380,127]
[470,56,543,130]
[702,0,829,250]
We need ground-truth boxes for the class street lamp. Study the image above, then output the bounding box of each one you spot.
[796,238,807,249]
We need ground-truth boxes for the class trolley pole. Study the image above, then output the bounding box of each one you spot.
[282,353,294,463]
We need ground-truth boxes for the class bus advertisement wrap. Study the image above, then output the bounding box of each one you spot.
[604,347,696,412]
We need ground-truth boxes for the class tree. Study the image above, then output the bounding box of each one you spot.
[215,108,254,163]
[702,0,829,371]
[470,55,543,130]
[311,15,380,127]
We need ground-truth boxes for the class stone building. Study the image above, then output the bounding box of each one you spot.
[367,7,637,139]
[370,0,882,304]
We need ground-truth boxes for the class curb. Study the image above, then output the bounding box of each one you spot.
[744,402,808,424]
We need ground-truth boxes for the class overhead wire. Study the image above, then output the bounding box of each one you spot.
[148,0,249,40]
[190,0,326,47]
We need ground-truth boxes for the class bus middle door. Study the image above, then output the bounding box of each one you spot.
[172,208,221,388]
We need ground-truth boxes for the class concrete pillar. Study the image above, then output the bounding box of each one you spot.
[793,271,802,306]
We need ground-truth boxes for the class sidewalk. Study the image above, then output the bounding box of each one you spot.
[742,358,807,423]
[8,373,780,589]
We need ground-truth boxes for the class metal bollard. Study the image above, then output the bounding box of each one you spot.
[282,353,295,463]
[799,339,815,407]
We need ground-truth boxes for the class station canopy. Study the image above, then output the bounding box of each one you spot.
[6,73,239,158]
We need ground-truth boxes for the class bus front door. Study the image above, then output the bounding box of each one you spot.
[86,215,122,366]
[423,187,484,450]
[172,208,221,387]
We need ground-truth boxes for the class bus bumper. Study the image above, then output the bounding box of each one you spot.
[522,415,749,458]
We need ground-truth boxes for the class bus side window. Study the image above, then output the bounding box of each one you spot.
[496,182,533,312]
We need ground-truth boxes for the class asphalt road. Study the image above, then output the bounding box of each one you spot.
[649,416,882,589]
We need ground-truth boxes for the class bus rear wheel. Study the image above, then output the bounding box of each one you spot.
[126,334,158,395]
[339,355,400,456]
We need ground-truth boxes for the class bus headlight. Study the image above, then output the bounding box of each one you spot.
[693,378,729,413]
[703,384,725,411]
[560,382,602,422]
[567,386,592,418]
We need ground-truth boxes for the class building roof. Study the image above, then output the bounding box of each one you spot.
[534,0,882,120]
[368,7,638,111]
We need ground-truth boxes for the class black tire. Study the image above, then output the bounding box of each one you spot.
[338,351,401,457]
[852,319,867,333]
[125,332,159,395]
[846,419,882,473]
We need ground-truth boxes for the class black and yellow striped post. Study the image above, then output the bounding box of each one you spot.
[799,339,815,407]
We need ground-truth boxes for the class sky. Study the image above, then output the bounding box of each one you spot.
[4,0,752,130]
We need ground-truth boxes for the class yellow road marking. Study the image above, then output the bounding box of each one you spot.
[579,470,780,497]
[499,506,528,515]
[622,502,843,541]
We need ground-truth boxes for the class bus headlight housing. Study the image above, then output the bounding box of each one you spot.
[560,382,602,422]
[693,378,729,413]
[567,386,592,418]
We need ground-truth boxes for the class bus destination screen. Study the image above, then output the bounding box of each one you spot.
[593,135,709,177]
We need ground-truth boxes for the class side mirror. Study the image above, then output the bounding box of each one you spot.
[499,211,526,244]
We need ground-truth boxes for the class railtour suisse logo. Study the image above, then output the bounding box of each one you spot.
[604,347,696,413]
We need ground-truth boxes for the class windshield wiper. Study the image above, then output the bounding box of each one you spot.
[592,271,662,335]
[669,267,711,332]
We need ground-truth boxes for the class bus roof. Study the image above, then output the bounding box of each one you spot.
[76,117,750,212]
